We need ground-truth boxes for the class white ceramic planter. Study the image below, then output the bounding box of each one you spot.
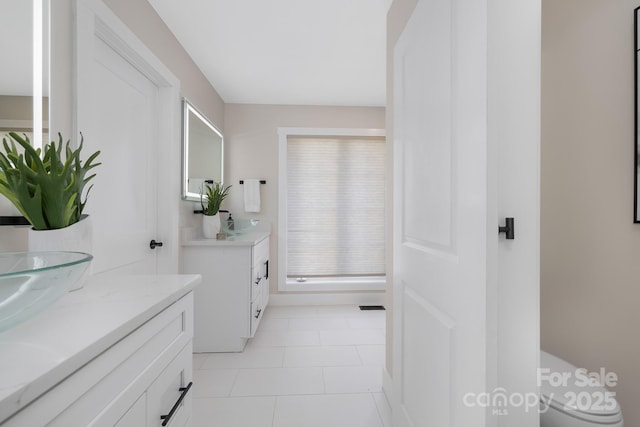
[28,215,93,290]
[202,213,220,238]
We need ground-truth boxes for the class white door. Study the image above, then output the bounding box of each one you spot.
[392,0,540,426]
[82,37,158,274]
[75,0,181,275]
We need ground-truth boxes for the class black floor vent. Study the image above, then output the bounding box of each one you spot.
[359,305,385,311]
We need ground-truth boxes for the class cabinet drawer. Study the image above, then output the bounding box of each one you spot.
[252,237,269,268]
[114,394,146,427]
[251,266,265,302]
[147,343,193,427]
[251,238,269,302]
[250,296,265,338]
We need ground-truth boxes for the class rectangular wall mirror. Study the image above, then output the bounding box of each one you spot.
[635,7,640,222]
[182,99,223,202]
[0,0,49,220]
[0,0,49,148]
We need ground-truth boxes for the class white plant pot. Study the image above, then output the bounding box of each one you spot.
[28,215,93,290]
[202,213,220,238]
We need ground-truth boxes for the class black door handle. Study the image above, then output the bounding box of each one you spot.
[498,218,515,240]
[150,239,164,249]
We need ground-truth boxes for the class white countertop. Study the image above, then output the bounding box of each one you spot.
[0,273,201,423]
[182,230,270,247]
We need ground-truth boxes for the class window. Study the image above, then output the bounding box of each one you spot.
[278,128,386,291]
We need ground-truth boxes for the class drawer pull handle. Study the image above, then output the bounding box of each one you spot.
[160,381,193,426]
[255,308,262,319]
[264,260,269,279]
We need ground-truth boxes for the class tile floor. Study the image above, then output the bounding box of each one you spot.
[192,305,391,427]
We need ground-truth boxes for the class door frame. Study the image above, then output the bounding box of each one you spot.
[74,0,180,274]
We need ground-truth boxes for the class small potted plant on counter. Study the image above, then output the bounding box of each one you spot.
[200,181,231,238]
[0,132,101,253]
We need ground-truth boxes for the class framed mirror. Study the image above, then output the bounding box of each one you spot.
[0,0,49,219]
[182,99,224,202]
[0,0,49,148]
[635,6,640,222]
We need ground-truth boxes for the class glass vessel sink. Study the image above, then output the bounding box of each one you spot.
[221,219,260,236]
[0,252,93,333]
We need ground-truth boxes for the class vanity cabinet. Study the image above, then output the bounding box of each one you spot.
[182,232,270,352]
[2,291,195,427]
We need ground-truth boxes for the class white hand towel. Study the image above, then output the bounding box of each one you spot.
[244,179,261,213]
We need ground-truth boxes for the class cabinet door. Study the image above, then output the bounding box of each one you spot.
[186,245,251,352]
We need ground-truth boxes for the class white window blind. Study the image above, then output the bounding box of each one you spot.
[287,135,386,279]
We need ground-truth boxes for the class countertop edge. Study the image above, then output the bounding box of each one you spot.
[181,231,270,247]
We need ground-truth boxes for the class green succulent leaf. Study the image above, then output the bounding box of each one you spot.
[0,132,101,230]
[200,181,231,216]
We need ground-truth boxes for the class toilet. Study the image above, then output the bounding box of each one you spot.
[540,351,623,427]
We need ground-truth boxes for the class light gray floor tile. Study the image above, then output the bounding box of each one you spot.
[192,353,208,370]
[263,306,319,319]
[356,344,386,367]
[288,317,350,331]
[258,317,290,331]
[231,367,324,396]
[273,394,384,427]
[315,305,363,317]
[319,329,385,346]
[249,329,321,347]
[192,304,389,426]
[348,316,387,330]
[193,396,276,427]
[323,366,382,393]
[201,347,285,369]
[283,346,361,367]
[192,369,239,398]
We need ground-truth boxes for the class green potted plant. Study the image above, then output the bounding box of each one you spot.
[0,132,101,255]
[200,181,231,238]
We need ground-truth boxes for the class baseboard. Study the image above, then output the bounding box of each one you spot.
[268,291,386,306]
[382,367,393,412]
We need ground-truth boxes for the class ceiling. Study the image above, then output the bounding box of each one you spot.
[148,0,389,107]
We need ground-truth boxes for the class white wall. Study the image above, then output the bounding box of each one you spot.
[541,1,640,425]
[103,0,225,235]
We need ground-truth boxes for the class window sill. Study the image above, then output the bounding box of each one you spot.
[281,276,387,292]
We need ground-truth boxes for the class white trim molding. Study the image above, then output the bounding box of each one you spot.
[285,276,386,292]
[382,368,393,417]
